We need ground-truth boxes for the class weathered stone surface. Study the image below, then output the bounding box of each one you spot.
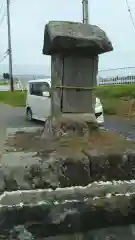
[43,21,113,56]
[42,114,98,138]
[9,226,34,240]
[1,181,135,238]
[85,153,135,181]
[85,226,135,240]
[1,149,135,192]
[2,128,135,193]
[51,54,97,116]
[0,150,91,192]
[1,128,135,238]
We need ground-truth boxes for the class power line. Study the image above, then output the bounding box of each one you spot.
[0,10,6,28]
[0,49,8,64]
[0,2,7,30]
[125,0,135,30]
[0,3,4,14]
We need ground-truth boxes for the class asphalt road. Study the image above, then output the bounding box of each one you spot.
[0,104,41,129]
[0,105,134,132]
[0,103,135,141]
[0,104,43,154]
[0,104,132,130]
[105,115,135,140]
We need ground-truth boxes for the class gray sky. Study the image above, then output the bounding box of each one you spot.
[0,0,135,75]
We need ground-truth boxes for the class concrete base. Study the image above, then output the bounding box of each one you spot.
[0,127,135,238]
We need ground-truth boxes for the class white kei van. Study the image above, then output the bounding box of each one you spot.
[26,79,104,125]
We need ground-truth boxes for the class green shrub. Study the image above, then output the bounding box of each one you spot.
[100,98,118,115]
[95,85,135,99]
[95,85,135,115]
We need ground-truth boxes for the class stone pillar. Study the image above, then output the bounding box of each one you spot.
[42,21,113,137]
[51,55,97,117]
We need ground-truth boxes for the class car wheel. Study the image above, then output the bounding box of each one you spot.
[26,108,33,121]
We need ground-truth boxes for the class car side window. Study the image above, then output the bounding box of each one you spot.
[30,83,42,96]
[29,82,50,96]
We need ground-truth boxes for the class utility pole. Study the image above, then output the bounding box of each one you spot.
[74,4,89,240]
[7,0,14,91]
[82,0,89,24]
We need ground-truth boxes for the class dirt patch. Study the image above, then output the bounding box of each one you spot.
[4,129,52,153]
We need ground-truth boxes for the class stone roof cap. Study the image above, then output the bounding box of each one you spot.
[43,21,113,56]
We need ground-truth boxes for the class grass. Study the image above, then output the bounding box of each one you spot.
[0,91,26,107]
[96,84,135,99]
[0,85,135,114]
[95,84,135,115]
[0,82,8,85]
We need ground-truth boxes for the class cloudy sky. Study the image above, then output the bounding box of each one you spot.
[0,0,135,75]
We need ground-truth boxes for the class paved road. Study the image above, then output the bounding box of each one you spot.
[0,103,135,141]
[0,104,41,128]
[105,115,135,140]
[0,105,134,134]
[0,104,43,154]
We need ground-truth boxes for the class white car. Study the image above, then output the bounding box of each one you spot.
[26,79,104,126]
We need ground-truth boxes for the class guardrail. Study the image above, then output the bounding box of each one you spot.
[98,66,135,86]
[0,80,26,91]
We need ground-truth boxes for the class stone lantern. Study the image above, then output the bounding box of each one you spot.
[42,21,113,136]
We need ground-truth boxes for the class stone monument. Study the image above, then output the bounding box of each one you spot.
[42,21,113,137]
[1,21,135,239]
